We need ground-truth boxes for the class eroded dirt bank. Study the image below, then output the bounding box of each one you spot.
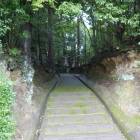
[11,67,58,140]
[80,50,140,139]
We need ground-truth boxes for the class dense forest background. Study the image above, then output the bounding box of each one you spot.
[0,0,140,70]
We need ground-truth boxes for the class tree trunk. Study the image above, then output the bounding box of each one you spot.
[77,17,80,67]
[37,27,42,64]
[84,24,87,64]
[91,14,98,55]
[23,22,32,67]
[48,5,54,68]
[19,1,32,68]
[63,33,66,55]
[91,1,98,55]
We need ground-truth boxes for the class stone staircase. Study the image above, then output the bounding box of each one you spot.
[38,74,124,140]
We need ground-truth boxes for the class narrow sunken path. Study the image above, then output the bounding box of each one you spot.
[38,74,124,140]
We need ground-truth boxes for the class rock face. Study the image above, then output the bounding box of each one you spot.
[21,66,35,102]
[87,50,140,117]
[91,50,140,76]
[0,58,35,102]
[0,57,57,140]
[0,59,7,75]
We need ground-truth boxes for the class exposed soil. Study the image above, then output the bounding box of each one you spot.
[79,73,140,139]
[78,50,140,140]
[12,67,58,140]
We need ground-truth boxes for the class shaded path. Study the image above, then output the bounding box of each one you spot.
[38,74,124,140]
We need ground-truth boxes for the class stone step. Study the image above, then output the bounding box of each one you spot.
[47,114,109,125]
[47,107,105,116]
[48,96,96,103]
[45,123,116,135]
[39,132,124,140]
[50,92,93,97]
[47,101,101,109]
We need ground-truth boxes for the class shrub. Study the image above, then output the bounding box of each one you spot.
[0,75,16,140]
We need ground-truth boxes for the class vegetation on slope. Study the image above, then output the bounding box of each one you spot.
[0,74,16,140]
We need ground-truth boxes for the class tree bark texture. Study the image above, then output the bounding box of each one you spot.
[77,17,80,67]
[48,6,54,68]
[19,1,32,67]
[37,27,42,63]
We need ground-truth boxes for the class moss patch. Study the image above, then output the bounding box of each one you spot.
[74,103,87,108]
[45,129,116,135]
[69,109,76,114]
[108,103,140,132]
[80,97,85,100]
[48,98,54,103]
[82,109,88,114]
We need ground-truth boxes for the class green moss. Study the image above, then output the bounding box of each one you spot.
[103,115,109,122]
[48,98,54,103]
[75,118,83,123]
[47,105,101,110]
[45,129,115,135]
[108,103,140,132]
[47,103,52,108]
[69,109,76,114]
[47,119,109,126]
[53,85,90,94]
[47,113,105,118]
[82,109,88,114]
[90,96,95,98]
[115,81,135,97]
[48,110,52,115]
[80,97,85,100]
[74,103,86,108]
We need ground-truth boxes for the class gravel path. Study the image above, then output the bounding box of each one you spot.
[38,74,124,140]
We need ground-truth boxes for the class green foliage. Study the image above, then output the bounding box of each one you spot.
[56,2,82,16]
[8,48,23,64]
[31,0,55,10]
[1,0,140,67]
[20,30,31,39]
[93,0,140,36]
[0,76,16,140]
[0,0,31,51]
[8,48,21,57]
[0,19,11,37]
[135,61,140,67]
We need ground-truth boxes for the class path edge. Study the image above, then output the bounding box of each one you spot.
[73,74,133,140]
[33,74,60,140]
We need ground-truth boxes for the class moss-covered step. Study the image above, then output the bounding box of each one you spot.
[47,101,101,109]
[48,95,96,103]
[44,123,117,135]
[51,75,91,94]
[47,107,105,116]
[38,74,124,140]
[50,92,93,97]
[46,114,109,125]
[39,132,124,140]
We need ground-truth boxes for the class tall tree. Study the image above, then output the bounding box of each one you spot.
[20,1,32,67]
[47,5,54,68]
[77,17,80,67]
